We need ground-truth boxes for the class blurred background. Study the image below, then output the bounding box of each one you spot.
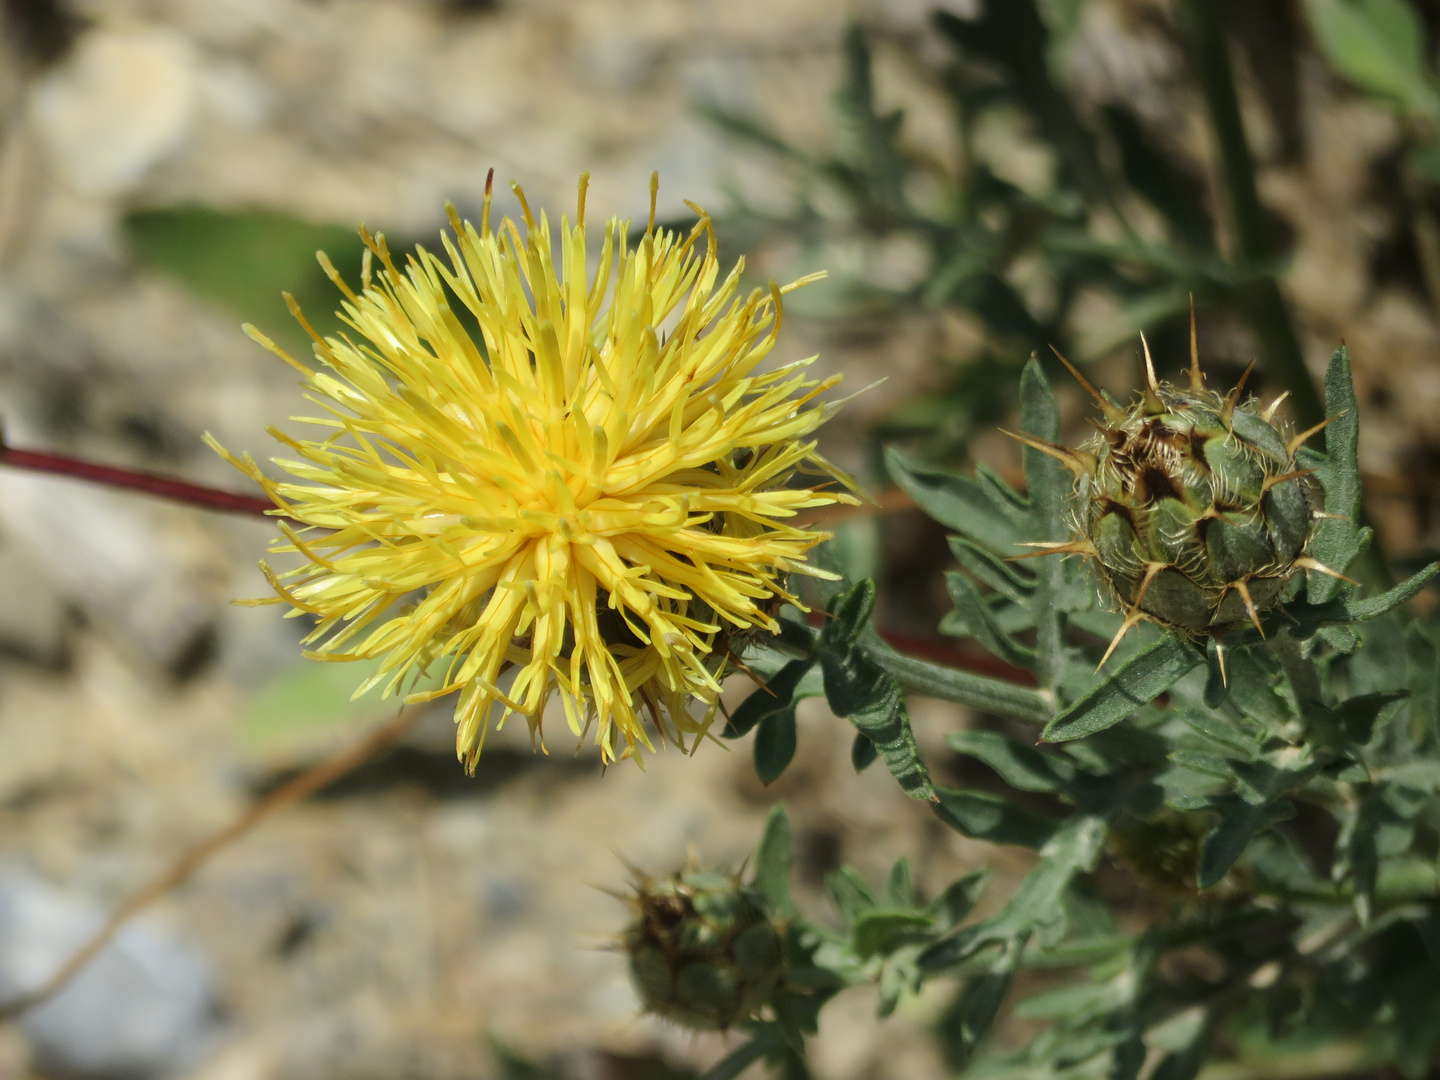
[0,0,1438,1078]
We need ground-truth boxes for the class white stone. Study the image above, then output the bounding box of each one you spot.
[29,27,199,197]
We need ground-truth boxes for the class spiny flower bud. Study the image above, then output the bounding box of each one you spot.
[1013,326,1348,674]
[623,867,786,1031]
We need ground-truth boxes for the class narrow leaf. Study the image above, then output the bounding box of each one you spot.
[821,643,936,800]
[1198,796,1296,888]
[754,806,795,917]
[860,637,1051,723]
[1308,345,1368,601]
[885,446,1024,552]
[947,730,1075,792]
[754,709,799,785]
[1043,638,1201,742]
[933,789,1059,849]
[724,658,814,739]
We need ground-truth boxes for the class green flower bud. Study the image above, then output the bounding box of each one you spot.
[623,867,786,1031]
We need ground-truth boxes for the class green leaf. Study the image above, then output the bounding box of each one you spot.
[859,636,1052,723]
[1302,0,1440,120]
[885,447,1024,553]
[821,579,877,650]
[827,866,877,925]
[885,858,916,907]
[724,658,815,739]
[851,732,878,772]
[820,642,935,800]
[1408,619,1440,743]
[1020,358,1068,693]
[1198,796,1296,889]
[852,909,935,958]
[754,806,795,918]
[754,708,799,785]
[944,571,1036,667]
[921,815,1107,970]
[947,730,1075,793]
[953,955,1018,1050]
[1043,638,1201,742]
[933,789,1059,849]
[1308,345,1370,601]
[697,1024,788,1080]
[927,870,991,930]
[1290,563,1440,638]
[124,206,369,354]
[950,536,1036,606]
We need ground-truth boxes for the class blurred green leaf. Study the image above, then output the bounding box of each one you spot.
[124,206,367,351]
[754,708,799,785]
[1303,0,1440,120]
[933,788,1058,849]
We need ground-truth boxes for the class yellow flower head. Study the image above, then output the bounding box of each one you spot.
[211,173,858,768]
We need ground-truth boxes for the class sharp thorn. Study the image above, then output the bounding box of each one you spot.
[1007,539,1099,561]
[1188,296,1203,392]
[1051,345,1124,422]
[1232,579,1266,638]
[1220,359,1257,429]
[1261,468,1315,492]
[1286,412,1344,458]
[999,429,1096,477]
[1097,611,1147,671]
[1261,391,1290,423]
[1294,556,1359,585]
[1213,638,1228,686]
[1140,332,1159,393]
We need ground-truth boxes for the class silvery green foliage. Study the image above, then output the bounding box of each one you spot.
[701,349,1440,1080]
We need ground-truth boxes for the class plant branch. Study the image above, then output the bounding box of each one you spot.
[0,441,280,519]
[0,706,427,1020]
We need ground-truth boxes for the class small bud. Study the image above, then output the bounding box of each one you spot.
[623,867,786,1031]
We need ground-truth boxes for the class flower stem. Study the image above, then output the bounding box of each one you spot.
[0,442,277,518]
[0,706,427,1020]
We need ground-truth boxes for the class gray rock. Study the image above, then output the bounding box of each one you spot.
[0,868,217,1080]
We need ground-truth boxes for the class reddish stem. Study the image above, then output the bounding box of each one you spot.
[0,445,276,519]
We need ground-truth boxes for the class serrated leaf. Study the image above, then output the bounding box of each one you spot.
[821,641,935,800]
[947,730,1076,792]
[933,789,1059,849]
[1308,345,1370,601]
[1198,796,1296,889]
[1044,638,1201,742]
[754,708,799,785]
[885,446,1024,552]
[822,579,877,649]
[754,805,795,918]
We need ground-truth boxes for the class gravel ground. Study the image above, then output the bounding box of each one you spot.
[0,2,1437,1079]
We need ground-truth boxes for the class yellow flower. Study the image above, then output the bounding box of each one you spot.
[210,173,858,768]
